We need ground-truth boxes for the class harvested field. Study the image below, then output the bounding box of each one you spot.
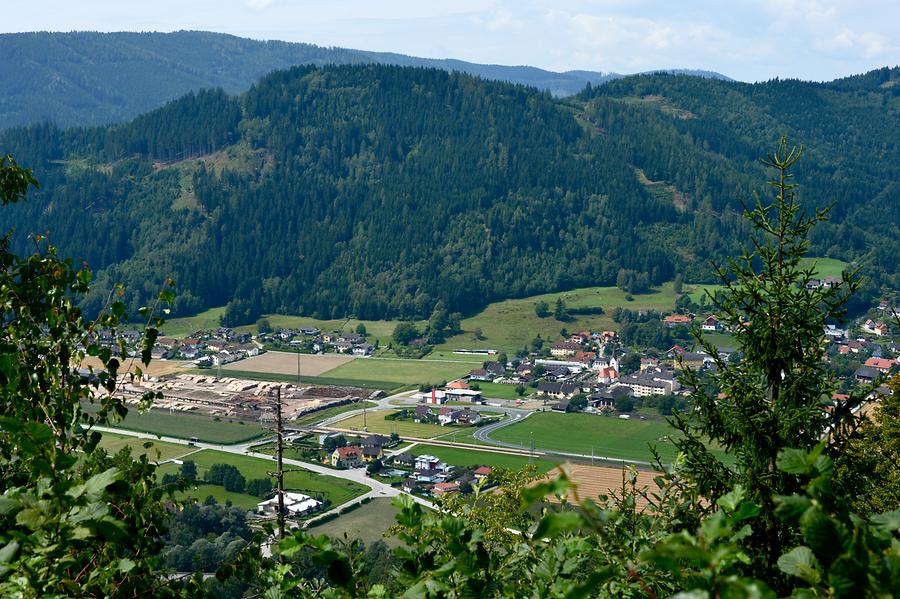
[222,351,355,377]
[79,356,191,377]
[542,463,661,509]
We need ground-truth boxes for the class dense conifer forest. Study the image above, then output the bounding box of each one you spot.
[1,63,899,322]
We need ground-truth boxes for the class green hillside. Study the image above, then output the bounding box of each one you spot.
[0,64,894,325]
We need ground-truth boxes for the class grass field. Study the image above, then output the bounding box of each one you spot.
[307,498,402,546]
[412,444,559,473]
[161,449,367,506]
[173,483,260,509]
[244,315,423,348]
[334,410,452,438]
[98,432,194,462]
[800,257,850,278]
[441,283,686,354]
[473,382,531,400]
[85,403,265,443]
[423,350,489,363]
[160,306,226,338]
[490,412,680,463]
[325,357,473,386]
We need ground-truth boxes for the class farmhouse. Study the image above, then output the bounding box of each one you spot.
[663,314,692,327]
[331,446,363,468]
[700,315,721,332]
[537,381,579,399]
[468,368,493,382]
[864,357,895,373]
[855,366,879,384]
[352,343,374,356]
[433,482,460,495]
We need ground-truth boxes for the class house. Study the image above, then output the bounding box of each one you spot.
[550,342,582,357]
[331,446,363,468]
[862,320,877,334]
[390,452,416,467]
[351,343,374,356]
[299,326,320,336]
[537,381,579,399]
[362,446,383,462]
[438,408,462,426]
[854,366,879,384]
[485,361,506,378]
[473,466,492,480]
[663,314,692,327]
[334,340,354,353]
[864,357,895,373]
[257,492,322,517]
[415,405,435,422]
[874,323,890,337]
[433,482,460,495]
[414,455,445,472]
[468,368,493,382]
[446,379,470,390]
[340,333,365,344]
[456,407,482,425]
[674,352,708,370]
[640,357,660,371]
[362,434,389,448]
[588,390,616,408]
[574,351,597,365]
[700,315,721,332]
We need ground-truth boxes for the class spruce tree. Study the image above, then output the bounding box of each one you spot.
[671,137,863,587]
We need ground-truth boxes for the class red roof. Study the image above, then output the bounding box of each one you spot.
[335,446,361,458]
[446,380,469,389]
[433,482,460,494]
[474,466,492,476]
[865,357,894,371]
[664,314,692,323]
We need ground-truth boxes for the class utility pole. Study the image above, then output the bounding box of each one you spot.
[363,400,368,431]
[275,387,286,540]
[529,431,535,465]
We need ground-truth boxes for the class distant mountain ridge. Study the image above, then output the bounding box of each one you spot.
[0,30,730,128]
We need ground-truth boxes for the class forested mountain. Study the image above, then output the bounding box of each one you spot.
[0,64,898,323]
[0,31,732,129]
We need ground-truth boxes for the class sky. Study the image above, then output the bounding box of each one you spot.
[4,0,899,82]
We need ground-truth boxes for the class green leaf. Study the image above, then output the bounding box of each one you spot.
[0,496,19,516]
[82,467,121,497]
[0,540,19,578]
[871,510,900,532]
[532,511,583,540]
[777,546,821,585]
[775,494,811,522]
[118,558,136,573]
[15,508,45,530]
[718,485,745,512]
[778,448,812,475]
